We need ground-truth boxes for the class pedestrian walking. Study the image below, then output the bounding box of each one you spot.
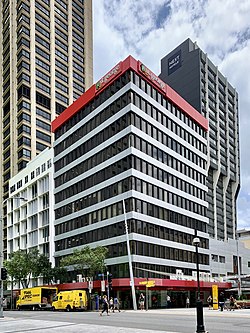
[207,295,213,310]
[186,296,190,308]
[109,297,114,312]
[113,296,121,312]
[166,294,171,308]
[139,293,145,310]
[218,292,225,311]
[100,295,109,316]
[229,295,235,311]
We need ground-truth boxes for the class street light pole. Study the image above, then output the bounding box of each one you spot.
[0,196,27,318]
[236,236,242,299]
[123,199,137,310]
[193,237,207,333]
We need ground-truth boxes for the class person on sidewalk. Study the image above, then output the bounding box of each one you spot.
[166,294,171,308]
[186,296,190,308]
[100,295,109,316]
[207,295,213,310]
[113,296,121,312]
[139,293,145,310]
[229,295,235,311]
[109,297,114,312]
[218,292,225,311]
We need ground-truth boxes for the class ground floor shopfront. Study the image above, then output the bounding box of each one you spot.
[58,278,232,310]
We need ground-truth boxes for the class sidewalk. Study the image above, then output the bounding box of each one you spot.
[2,308,250,333]
[0,316,172,333]
[132,306,250,317]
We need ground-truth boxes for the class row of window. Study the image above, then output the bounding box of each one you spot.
[55,133,206,200]
[55,172,206,220]
[55,197,207,236]
[55,156,206,210]
[54,72,133,139]
[56,218,208,249]
[131,70,207,136]
[56,236,209,266]
[55,113,206,184]
[55,112,130,171]
[55,88,206,159]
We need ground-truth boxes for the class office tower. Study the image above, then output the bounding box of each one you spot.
[7,148,55,271]
[52,56,210,279]
[160,39,240,242]
[0,0,93,254]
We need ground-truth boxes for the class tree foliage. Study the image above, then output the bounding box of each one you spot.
[4,249,67,287]
[60,246,108,277]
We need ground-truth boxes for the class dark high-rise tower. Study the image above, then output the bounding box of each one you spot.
[160,38,240,241]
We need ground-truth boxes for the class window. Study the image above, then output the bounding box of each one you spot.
[36,118,51,131]
[211,254,218,262]
[18,148,31,159]
[18,124,31,135]
[36,142,48,151]
[18,113,31,123]
[36,107,51,120]
[36,57,50,71]
[36,80,50,94]
[36,130,51,143]
[219,256,225,263]
[35,46,50,60]
[55,59,68,72]
[36,92,51,109]
[36,69,50,83]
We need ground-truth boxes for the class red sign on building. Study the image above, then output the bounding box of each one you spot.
[95,62,122,91]
[138,62,166,92]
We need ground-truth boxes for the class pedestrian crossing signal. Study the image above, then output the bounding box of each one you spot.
[1,267,7,280]
[108,273,112,286]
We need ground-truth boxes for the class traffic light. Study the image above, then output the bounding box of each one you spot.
[108,273,112,287]
[1,267,7,280]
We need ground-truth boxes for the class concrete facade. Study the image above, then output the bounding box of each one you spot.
[7,148,55,270]
[52,56,210,280]
[0,0,93,257]
[160,38,240,242]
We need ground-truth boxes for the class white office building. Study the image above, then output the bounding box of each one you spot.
[7,148,55,267]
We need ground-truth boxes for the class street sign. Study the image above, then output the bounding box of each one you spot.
[101,280,105,292]
[139,280,155,288]
[139,281,148,285]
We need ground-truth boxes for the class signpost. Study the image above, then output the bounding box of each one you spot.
[212,284,218,310]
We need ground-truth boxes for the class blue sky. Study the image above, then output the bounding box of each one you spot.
[93,0,250,230]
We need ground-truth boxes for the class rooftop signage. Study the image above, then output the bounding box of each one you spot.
[52,55,208,132]
[168,49,182,75]
[95,62,122,91]
[138,62,166,91]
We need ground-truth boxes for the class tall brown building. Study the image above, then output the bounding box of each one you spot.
[0,0,93,256]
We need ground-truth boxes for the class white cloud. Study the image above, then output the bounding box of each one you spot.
[93,0,250,228]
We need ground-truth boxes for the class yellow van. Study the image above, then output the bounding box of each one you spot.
[52,290,88,311]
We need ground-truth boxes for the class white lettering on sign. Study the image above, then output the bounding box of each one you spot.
[96,64,121,90]
[169,55,180,70]
[140,64,166,91]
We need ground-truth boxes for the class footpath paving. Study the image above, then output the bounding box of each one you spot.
[2,308,250,333]
[0,316,172,333]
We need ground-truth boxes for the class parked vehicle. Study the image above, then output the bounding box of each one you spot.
[16,287,57,310]
[52,290,88,311]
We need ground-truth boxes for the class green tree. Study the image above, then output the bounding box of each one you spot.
[4,249,58,288]
[60,246,108,278]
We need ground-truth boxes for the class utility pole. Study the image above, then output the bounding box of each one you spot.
[123,199,137,310]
